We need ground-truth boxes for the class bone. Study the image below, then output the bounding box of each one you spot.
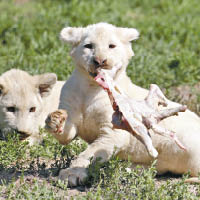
[94,69,187,157]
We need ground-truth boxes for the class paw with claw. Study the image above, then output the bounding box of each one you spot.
[59,167,88,187]
[45,109,67,135]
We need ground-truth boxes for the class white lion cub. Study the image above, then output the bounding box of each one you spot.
[0,69,64,144]
[46,23,200,186]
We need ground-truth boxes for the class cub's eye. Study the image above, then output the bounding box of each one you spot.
[7,107,16,113]
[84,44,93,49]
[109,44,116,49]
[29,107,36,112]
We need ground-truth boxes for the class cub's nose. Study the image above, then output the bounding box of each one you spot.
[93,57,107,68]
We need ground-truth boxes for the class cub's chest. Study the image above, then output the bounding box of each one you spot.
[83,90,113,123]
[78,89,113,135]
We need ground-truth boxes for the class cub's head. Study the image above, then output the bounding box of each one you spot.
[60,22,139,79]
[0,69,57,142]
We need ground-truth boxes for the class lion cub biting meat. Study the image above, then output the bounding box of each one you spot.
[46,22,200,186]
[0,69,64,144]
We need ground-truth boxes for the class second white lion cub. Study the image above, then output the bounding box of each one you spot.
[46,22,200,186]
[0,69,64,144]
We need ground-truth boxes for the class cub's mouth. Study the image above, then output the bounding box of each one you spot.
[88,62,112,78]
[17,131,30,140]
[89,71,98,77]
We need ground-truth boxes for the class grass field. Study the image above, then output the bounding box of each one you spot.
[0,0,200,199]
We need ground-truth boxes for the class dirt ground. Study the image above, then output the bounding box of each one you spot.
[0,161,199,199]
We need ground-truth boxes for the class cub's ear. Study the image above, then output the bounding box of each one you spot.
[35,73,57,98]
[60,27,84,45]
[117,27,139,42]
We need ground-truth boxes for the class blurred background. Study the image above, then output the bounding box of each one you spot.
[0,0,199,89]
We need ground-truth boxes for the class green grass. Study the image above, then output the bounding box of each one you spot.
[1,136,200,200]
[1,0,200,87]
[1,0,200,199]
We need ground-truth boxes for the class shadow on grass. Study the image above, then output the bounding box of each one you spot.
[0,157,68,185]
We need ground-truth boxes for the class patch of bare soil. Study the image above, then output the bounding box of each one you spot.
[0,158,199,198]
[166,82,200,114]
[156,173,199,196]
[0,157,87,199]
[0,172,87,199]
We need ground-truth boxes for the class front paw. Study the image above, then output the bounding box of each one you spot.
[45,109,67,135]
[59,167,88,187]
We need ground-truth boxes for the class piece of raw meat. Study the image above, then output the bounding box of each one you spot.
[94,70,187,158]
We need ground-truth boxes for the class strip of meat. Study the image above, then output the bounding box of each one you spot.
[94,70,186,158]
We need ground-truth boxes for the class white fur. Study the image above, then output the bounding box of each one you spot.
[0,69,64,144]
[49,23,200,186]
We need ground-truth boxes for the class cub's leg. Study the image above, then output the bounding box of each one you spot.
[45,109,77,145]
[59,128,131,186]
